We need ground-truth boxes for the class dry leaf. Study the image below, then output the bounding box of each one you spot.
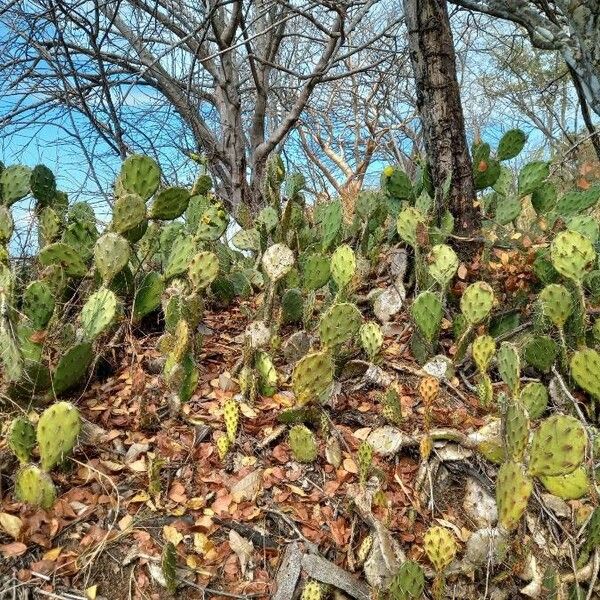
[0,513,22,539]
[231,469,263,503]
[228,530,253,578]
[85,585,97,600]
[163,525,183,547]
[0,542,27,557]
[43,547,63,561]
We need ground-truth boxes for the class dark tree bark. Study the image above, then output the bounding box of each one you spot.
[403,0,479,235]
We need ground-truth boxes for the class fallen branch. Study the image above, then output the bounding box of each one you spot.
[272,542,303,600]
[301,554,371,600]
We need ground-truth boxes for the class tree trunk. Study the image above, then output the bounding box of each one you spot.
[403,0,478,235]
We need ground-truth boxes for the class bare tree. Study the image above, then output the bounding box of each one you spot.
[0,0,401,213]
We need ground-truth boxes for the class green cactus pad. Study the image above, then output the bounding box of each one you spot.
[37,401,81,471]
[132,271,164,321]
[0,205,13,242]
[539,466,589,500]
[531,183,557,214]
[472,335,496,373]
[119,155,160,200]
[357,440,373,484]
[518,161,549,197]
[567,215,599,244]
[81,287,119,340]
[387,560,425,600]
[497,129,527,161]
[556,186,600,218]
[523,335,559,373]
[301,253,331,291]
[505,401,529,460]
[423,526,458,572]
[39,242,88,278]
[150,187,190,220]
[497,342,520,396]
[428,244,458,287]
[319,302,362,348]
[164,237,196,280]
[288,424,318,463]
[188,251,219,291]
[256,351,277,396]
[520,382,548,419]
[232,228,260,252]
[474,158,501,190]
[94,233,130,283]
[30,164,57,206]
[14,465,56,509]
[495,196,523,225]
[52,342,94,396]
[477,374,494,407]
[359,321,384,361]
[411,291,443,343]
[551,230,596,281]
[496,460,533,530]
[195,204,228,241]
[281,288,304,324]
[7,417,36,463]
[396,207,425,247]
[330,244,356,290]
[529,414,586,477]
[38,207,62,246]
[262,243,295,281]
[570,348,600,400]
[315,199,342,251]
[460,281,494,325]
[112,193,147,234]
[292,350,334,405]
[0,165,32,206]
[383,167,413,200]
[23,280,55,330]
[191,174,212,196]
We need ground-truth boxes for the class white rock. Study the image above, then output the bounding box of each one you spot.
[423,355,454,380]
[245,320,271,349]
[463,477,497,527]
[465,527,508,567]
[373,287,404,323]
[366,426,408,456]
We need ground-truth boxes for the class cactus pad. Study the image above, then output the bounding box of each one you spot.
[505,401,529,460]
[301,253,331,290]
[39,242,88,277]
[428,244,458,287]
[7,417,36,463]
[0,165,31,205]
[256,351,277,396]
[164,237,196,280]
[292,351,334,405]
[460,281,494,325]
[37,401,81,471]
[423,526,458,572]
[520,382,548,419]
[288,424,318,463]
[0,205,13,242]
[539,466,589,500]
[80,287,119,340]
[330,244,356,290]
[262,244,295,283]
[316,199,342,250]
[497,342,520,396]
[570,348,600,400]
[387,560,425,600]
[195,204,228,241]
[496,460,533,530]
[357,440,373,484]
[232,228,260,252]
[396,207,425,247]
[518,161,549,197]
[133,271,164,321]
[300,579,323,600]
[319,302,362,348]
[411,291,442,343]
[150,187,190,220]
[472,335,496,373]
[112,193,146,233]
[359,321,384,361]
[539,284,573,328]
[551,230,596,281]
[52,342,93,395]
[23,280,55,330]
[14,465,56,509]
[94,233,130,283]
[529,414,587,477]
[497,129,527,161]
[523,335,558,373]
[119,155,160,200]
[188,251,219,291]
[223,398,240,443]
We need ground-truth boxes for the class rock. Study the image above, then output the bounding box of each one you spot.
[465,527,508,567]
[389,248,408,279]
[423,355,454,380]
[540,493,570,518]
[463,477,497,527]
[373,287,404,323]
[245,321,270,349]
[325,436,342,468]
[282,330,311,363]
[468,417,504,464]
[366,426,408,456]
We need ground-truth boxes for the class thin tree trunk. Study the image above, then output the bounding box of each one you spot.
[403,0,478,235]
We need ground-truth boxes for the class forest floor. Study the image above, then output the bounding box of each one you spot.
[0,247,583,600]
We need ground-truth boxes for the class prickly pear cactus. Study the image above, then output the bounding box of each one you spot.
[396,207,425,247]
[496,460,533,530]
[539,466,589,500]
[195,203,229,241]
[94,232,130,283]
[539,284,573,327]
[52,342,94,396]
[281,288,304,324]
[460,281,494,325]
[14,465,57,509]
[472,335,495,373]
[112,193,147,234]
[518,161,549,197]
[520,382,548,419]
[256,351,277,396]
[292,351,334,405]
[37,401,81,471]
[23,280,55,330]
[357,440,373,485]
[497,129,527,161]
[523,335,558,373]
[528,414,587,477]
[316,199,342,251]
[497,342,520,396]
[419,375,440,406]
[80,287,119,340]
[301,253,330,290]
[300,579,323,600]
[330,244,356,290]
[551,230,596,281]
[359,321,383,361]
[7,417,36,463]
[570,348,600,400]
[288,424,318,463]
[319,302,362,348]
[216,434,231,460]
[0,205,13,242]
[133,271,164,321]
[381,387,403,426]
[504,402,529,460]
[411,291,442,343]
[188,251,219,291]
[223,398,240,443]
[118,154,160,200]
[164,237,196,280]
[262,243,295,282]
[423,526,458,571]
[0,165,31,206]
[39,242,87,278]
[150,187,190,220]
[387,560,425,600]
[428,244,458,287]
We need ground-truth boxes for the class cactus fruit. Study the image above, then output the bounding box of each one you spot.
[496,460,533,530]
[505,402,529,460]
[518,161,549,197]
[14,465,56,509]
[195,204,228,241]
[423,526,458,571]
[7,417,36,463]
[359,321,384,361]
[396,207,425,247]
[472,335,496,373]
[150,187,190,220]
[330,244,356,290]
[460,281,494,325]
[22,280,55,330]
[133,271,164,321]
[319,302,362,348]
[80,287,119,340]
[551,230,596,281]
[316,199,342,251]
[188,251,219,291]
[570,348,600,400]
[0,165,32,205]
[411,291,443,343]
[223,398,240,443]
[37,401,81,471]
[256,351,277,396]
[528,414,587,477]
[539,466,589,500]
[118,155,160,200]
[288,424,318,463]
[112,193,146,234]
[216,434,231,459]
[39,242,88,277]
[52,342,94,395]
[301,253,331,291]
[300,579,323,600]
[0,205,13,242]
[357,440,373,485]
[519,382,548,419]
[523,335,559,373]
[261,243,295,282]
[292,351,334,405]
[94,233,130,283]
[496,342,520,396]
[497,129,527,161]
[387,560,425,600]
[428,244,458,287]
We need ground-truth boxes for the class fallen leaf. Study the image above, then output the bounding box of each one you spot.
[43,547,63,561]
[163,525,183,547]
[231,469,263,503]
[0,542,27,557]
[0,513,22,539]
[85,585,97,600]
[228,530,253,578]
